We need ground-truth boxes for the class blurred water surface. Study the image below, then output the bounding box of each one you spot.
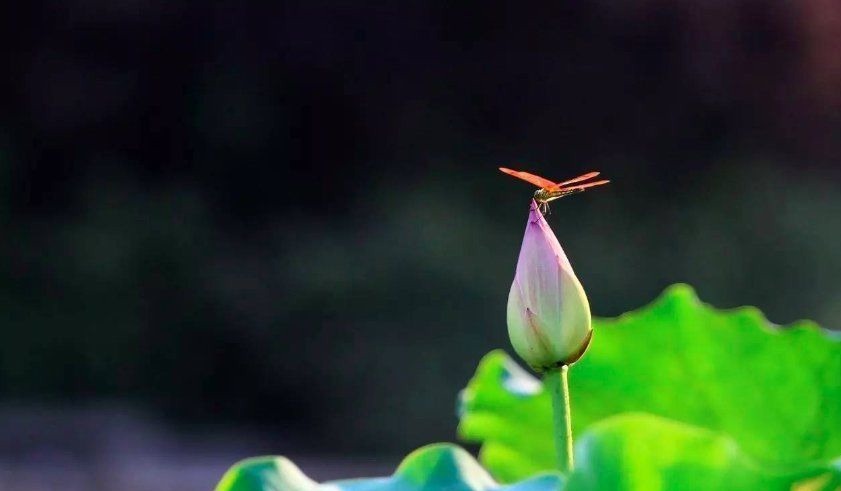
[0,404,395,491]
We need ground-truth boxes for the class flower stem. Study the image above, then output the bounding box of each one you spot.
[546,365,574,473]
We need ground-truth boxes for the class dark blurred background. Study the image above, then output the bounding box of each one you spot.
[1,1,840,490]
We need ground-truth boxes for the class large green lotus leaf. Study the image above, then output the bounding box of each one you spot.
[458,284,841,482]
[566,413,840,491]
[215,443,564,491]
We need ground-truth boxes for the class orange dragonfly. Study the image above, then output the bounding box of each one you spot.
[499,167,609,213]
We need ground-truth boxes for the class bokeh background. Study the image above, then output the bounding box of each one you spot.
[1,1,840,490]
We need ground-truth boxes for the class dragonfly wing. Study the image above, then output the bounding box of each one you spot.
[558,179,610,192]
[552,171,601,189]
[499,167,558,189]
[543,179,610,203]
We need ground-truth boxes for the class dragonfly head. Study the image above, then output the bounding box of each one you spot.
[534,188,550,202]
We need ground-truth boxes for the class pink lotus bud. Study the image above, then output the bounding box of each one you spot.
[507,200,592,371]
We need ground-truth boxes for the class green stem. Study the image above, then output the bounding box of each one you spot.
[546,365,574,473]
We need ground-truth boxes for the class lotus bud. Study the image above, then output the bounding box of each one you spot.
[507,200,592,372]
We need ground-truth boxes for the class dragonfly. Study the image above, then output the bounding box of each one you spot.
[499,167,610,214]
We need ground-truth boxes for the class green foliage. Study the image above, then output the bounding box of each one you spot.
[568,413,839,491]
[217,284,841,491]
[458,285,841,487]
[215,444,564,491]
[214,420,841,491]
